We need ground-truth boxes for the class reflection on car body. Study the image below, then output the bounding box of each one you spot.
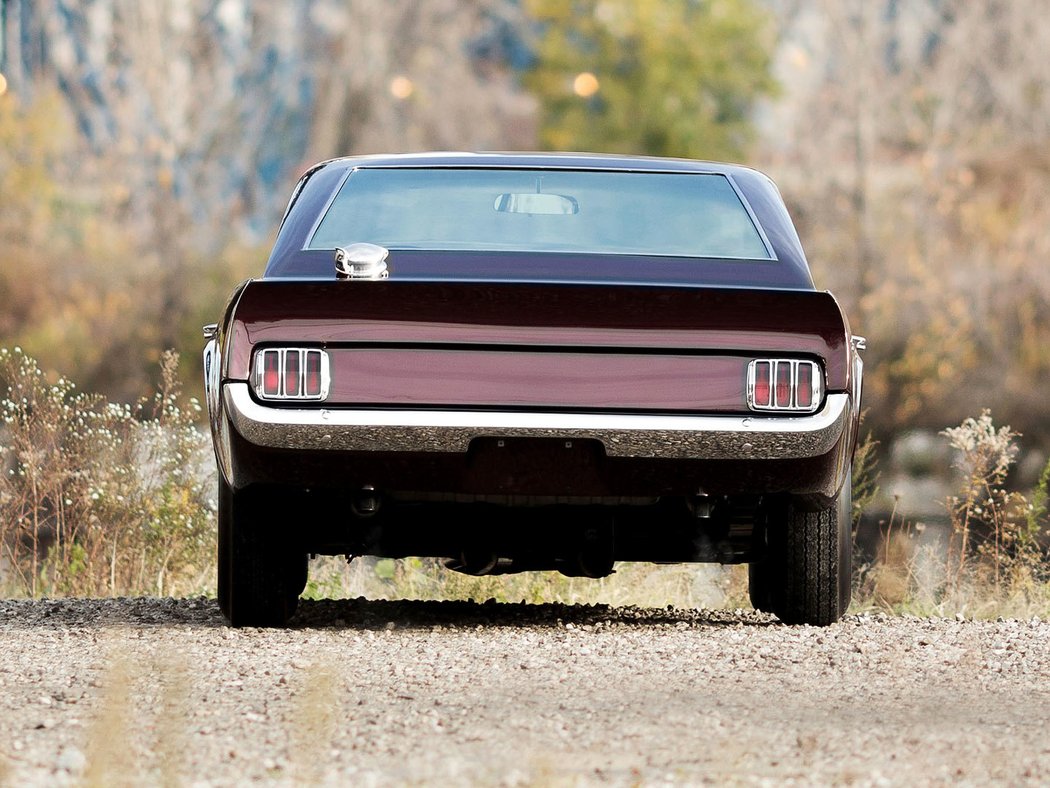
[203,152,865,627]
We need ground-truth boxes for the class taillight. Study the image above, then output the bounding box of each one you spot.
[253,349,329,401]
[305,350,323,398]
[752,361,771,407]
[747,359,822,413]
[284,351,300,397]
[796,363,813,408]
[262,351,280,397]
[775,361,791,407]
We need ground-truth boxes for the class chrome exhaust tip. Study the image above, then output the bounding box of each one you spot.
[351,485,381,517]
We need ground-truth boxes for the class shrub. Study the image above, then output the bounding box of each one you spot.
[942,410,1042,592]
[854,411,1050,618]
[851,425,880,528]
[0,348,215,597]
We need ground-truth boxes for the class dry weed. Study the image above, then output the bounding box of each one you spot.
[943,410,1043,594]
[306,555,729,610]
[854,412,1050,618]
[0,348,215,598]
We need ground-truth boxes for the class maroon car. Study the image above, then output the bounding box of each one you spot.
[203,153,864,627]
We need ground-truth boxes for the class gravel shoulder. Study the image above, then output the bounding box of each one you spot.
[1,597,1049,786]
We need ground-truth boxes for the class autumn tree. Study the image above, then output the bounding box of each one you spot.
[524,0,779,160]
[0,0,534,399]
[763,0,1050,438]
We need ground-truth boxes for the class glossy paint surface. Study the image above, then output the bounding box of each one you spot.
[225,280,852,396]
[324,349,749,410]
[209,153,862,509]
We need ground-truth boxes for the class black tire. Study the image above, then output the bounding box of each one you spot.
[748,498,788,615]
[747,569,767,612]
[217,478,233,620]
[747,549,777,615]
[219,482,307,627]
[749,477,852,626]
[775,500,848,625]
[836,474,853,615]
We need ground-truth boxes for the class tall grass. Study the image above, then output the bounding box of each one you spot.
[305,555,749,611]
[2,346,1047,617]
[0,348,215,598]
[854,411,1050,618]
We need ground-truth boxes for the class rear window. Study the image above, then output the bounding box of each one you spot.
[306,168,773,260]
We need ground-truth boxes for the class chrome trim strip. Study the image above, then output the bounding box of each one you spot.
[223,384,850,461]
[202,339,218,417]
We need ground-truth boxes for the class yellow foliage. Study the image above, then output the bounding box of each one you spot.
[0,92,267,401]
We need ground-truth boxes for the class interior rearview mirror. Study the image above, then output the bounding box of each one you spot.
[494,192,579,215]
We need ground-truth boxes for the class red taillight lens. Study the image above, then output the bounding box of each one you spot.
[747,359,822,413]
[796,362,813,408]
[305,351,322,397]
[284,350,300,397]
[753,361,771,407]
[262,350,280,397]
[254,348,328,401]
[775,361,792,408]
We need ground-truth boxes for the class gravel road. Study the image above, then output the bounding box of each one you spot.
[1,597,1048,786]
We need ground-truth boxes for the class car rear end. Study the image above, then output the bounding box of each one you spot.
[211,277,857,563]
[205,154,863,626]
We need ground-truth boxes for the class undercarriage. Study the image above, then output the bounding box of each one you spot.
[278,489,772,576]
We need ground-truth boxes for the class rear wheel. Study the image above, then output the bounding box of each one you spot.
[747,549,777,615]
[218,481,308,627]
[749,478,852,626]
[217,478,233,619]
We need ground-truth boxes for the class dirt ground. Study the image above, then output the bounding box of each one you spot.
[1,597,1048,786]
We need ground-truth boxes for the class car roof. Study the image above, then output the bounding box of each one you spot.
[266,152,815,290]
[316,151,766,176]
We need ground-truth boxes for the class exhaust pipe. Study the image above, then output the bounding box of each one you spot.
[558,552,615,579]
[445,548,499,576]
[558,522,615,578]
[351,485,381,517]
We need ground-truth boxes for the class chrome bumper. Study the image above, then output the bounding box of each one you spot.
[223,383,850,461]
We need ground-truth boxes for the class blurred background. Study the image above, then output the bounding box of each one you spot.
[2,0,1050,540]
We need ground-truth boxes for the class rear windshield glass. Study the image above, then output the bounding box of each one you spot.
[307,168,772,260]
